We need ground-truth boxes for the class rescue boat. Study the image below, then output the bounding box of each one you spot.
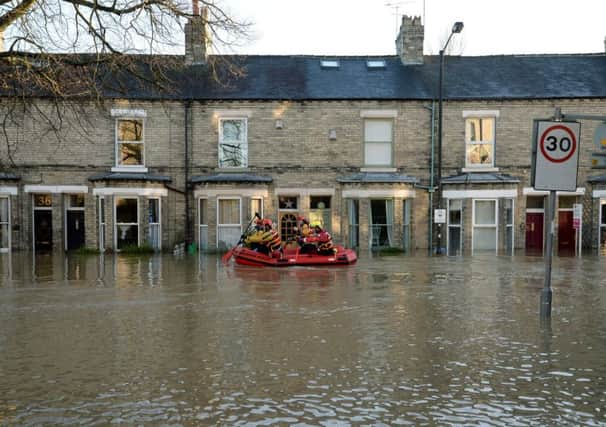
[232,245,357,267]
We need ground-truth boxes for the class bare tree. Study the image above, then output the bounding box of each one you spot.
[0,0,251,168]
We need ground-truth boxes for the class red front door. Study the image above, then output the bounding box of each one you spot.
[525,212,544,255]
[558,211,575,255]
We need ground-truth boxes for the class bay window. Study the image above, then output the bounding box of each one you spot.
[473,199,498,253]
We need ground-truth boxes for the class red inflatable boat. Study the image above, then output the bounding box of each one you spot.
[232,245,357,267]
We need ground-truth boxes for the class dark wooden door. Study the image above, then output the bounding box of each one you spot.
[34,210,53,252]
[67,211,85,250]
[558,211,575,255]
[525,212,544,255]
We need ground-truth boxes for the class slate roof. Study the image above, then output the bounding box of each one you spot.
[4,53,606,101]
[0,172,20,181]
[88,172,172,182]
[441,172,520,184]
[337,172,419,184]
[172,54,606,101]
[190,173,273,184]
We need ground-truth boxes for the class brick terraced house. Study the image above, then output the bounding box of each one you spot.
[1,15,606,256]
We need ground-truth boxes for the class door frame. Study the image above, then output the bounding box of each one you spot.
[65,194,86,251]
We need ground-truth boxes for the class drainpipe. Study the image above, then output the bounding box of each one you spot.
[185,100,192,245]
[424,101,436,254]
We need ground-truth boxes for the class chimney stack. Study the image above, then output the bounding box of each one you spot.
[185,2,211,66]
[396,15,424,65]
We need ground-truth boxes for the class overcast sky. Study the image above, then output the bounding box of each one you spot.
[222,0,606,56]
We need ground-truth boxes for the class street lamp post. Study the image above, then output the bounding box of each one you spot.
[436,21,463,255]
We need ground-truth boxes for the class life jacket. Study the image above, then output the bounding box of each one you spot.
[261,229,282,252]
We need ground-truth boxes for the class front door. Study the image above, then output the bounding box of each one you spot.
[34,210,53,252]
[558,211,575,255]
[525,212,544,255]
[66,210,85,250]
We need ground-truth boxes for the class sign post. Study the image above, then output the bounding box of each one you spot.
[531,116,581,318]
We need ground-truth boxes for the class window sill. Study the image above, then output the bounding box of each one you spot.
[217,167,250,172]
[111,166,149,173]
[361,167,397,172]
[461,167,499,173]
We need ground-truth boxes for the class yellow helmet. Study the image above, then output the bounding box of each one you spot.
[310,220,322,229]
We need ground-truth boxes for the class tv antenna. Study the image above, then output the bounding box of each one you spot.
[385,1,424,34]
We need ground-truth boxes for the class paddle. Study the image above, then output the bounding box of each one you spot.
[221,212,261,264]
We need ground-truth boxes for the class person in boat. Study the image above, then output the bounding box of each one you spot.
[295,216,316,254]
[244,218,268,253]
[301,221,337,256]
[246,218,283,258]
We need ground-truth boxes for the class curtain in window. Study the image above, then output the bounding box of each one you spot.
[385,199,394,246]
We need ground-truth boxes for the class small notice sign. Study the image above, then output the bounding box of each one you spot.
[434,209,446,224]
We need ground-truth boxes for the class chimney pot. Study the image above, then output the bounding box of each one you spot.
[396,15,424,65]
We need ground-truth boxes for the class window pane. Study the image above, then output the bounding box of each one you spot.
[116,198,138,223]
[601,203,606,225]
[474,227,497,251]
[505,199,514,225]
[250,198,262,218]
[278,196,298,210]
[0,224,8,248]
[475,200,496,225]
[199,199,208,225]
[365,142,392,165]
[117,225,138,249]
[310,196,331,209]
[118,119,143,141]
[559,196,574,209]
[527,196,544,209]
[449,199,462,225]
[219,199,240,225]
[0,198,8,223]
[69,194,85,208]
[466,118,493,142]
[99,198,105,223]
[119,142,144,165]
[467,143,493,165]
[219,142,247,167]
[448,227,461,255]
[148,199,159,223]
[221,119,245,142]
[365,120,392,142]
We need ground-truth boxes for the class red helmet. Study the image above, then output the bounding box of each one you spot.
[262,218,273,227]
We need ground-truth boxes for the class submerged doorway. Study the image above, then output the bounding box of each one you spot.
[33,194,53,252]
[525,196,544,255]
[66,194,85,251]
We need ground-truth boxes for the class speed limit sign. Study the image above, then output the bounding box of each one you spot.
[532,120,581,191]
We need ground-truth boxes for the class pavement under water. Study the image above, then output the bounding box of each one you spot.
[1,251,605,425]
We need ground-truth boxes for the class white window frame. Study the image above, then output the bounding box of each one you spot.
[147,197,161,250]
[114,196,140,250]
[600,199,606,255]
[250,197,264,220]
[0,196,10,253]
[218,117,248,168]
[198,197,208,251]
[113,117,147,172]
[504,198,515,256]
[363,118,393,168]
[98,196,106,252]
[447,198,463,256]
[472,198,499,254]
[463,111,498,170]
[216,197,242,249]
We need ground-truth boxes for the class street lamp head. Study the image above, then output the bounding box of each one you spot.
[452,22,464,34]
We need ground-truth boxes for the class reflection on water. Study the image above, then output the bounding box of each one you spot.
[1,252,606,425]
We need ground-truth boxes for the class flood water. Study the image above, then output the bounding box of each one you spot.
[1,251,605,426]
